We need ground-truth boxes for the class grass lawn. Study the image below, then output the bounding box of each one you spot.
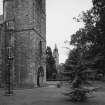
[0,81,105,105]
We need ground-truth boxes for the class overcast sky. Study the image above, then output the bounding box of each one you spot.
[46,0,92,63]
[0,0,2,15]
[0,0,92,63]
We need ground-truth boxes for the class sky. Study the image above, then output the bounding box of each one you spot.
[0,0,92,63]
[0,0,2,15]
[46,0,92,63]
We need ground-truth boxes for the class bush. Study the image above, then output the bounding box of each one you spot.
[69,89,86,101]
[63,72,95,102]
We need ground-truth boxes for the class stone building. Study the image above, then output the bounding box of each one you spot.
[0,0,46,88]
[0,15,4,87]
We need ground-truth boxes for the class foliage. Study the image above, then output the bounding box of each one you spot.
[64,48,92,101]
[69,0,105,77]
[64,0,105,102]
[46,46,57,80]
[68,88,88,101]
[92,0,105,75]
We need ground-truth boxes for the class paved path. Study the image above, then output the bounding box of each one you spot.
[0,82,105,105]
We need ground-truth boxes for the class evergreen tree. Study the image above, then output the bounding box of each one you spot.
[64,0,105,101]
[46,46,57,80]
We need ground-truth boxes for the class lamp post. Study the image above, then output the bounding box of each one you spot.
[5,47,14,96]
[4,21,14,96]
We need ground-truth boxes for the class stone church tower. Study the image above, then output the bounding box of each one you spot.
[53,44,59,71]
[3,0,46,87]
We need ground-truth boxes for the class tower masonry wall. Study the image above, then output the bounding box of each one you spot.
[3,0,46,87]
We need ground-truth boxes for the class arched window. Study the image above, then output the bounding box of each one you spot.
[39,41,42,56]
[39,0,42,8]
[38,66,44,77]
[36,0,42,9]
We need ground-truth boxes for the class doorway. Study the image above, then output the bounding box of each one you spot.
[37,66,44,87]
